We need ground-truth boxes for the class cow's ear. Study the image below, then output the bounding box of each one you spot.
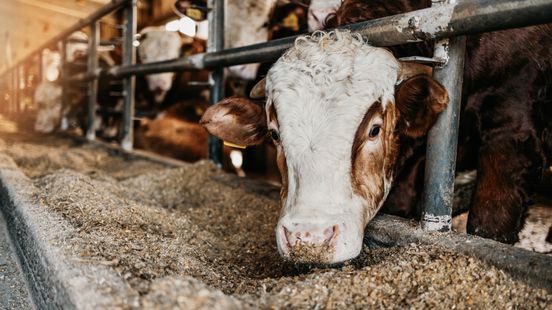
[395,74,448,138]
[200,97,267,146]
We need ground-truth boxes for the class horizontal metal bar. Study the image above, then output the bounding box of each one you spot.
[0,0,130,78]
[64,0,551,81]
[67,38,120,47]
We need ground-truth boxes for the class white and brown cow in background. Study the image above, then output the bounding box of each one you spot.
[173,0,341,80]
[33,81,63,133]
[137,26,184,104]
[201,31,447,263]
[33,31,92,134]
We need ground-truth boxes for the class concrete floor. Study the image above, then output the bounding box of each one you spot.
[0,211,33,310]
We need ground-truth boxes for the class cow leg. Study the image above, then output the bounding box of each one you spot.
[467,118,544,244]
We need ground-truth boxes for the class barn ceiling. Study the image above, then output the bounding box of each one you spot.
[0,0,177,73]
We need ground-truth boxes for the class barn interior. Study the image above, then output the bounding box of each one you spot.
[0,0,551,308]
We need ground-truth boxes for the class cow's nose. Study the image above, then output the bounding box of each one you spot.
[282,224,338,248]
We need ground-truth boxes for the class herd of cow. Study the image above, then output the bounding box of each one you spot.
[31,0,551,264]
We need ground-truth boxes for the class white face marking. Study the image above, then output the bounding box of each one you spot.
[266,31,400,263]
[138,27,182,103]
[308,0,342,31]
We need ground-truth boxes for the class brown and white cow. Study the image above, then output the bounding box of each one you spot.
[201,31,448,263]
[173,0,340,80]
[138,27,184,104]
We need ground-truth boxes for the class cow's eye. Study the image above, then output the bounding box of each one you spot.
[368,125,381,138]
[270,130,280,142]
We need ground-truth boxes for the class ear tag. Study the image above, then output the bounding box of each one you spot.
[195,106,204,116]
[186,8,204,21]
[283,13,300,32]
[224,141,247,149]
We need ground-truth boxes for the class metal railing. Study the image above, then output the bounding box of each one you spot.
[0,0,551,231]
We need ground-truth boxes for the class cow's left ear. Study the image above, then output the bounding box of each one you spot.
[200,97,267,146]
[395,74,449,138]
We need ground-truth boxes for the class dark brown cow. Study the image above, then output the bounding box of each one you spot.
[327,0,552,243]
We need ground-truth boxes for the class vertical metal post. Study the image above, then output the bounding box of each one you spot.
[121,0,137,151]
[38,51,43,83]
[16,66,22,113]
[421,1,467,231]
[207,0,225,166]
[9,70,14,114]
[60,40,69,130]
[14,68,20,114]
[86,21,100,141]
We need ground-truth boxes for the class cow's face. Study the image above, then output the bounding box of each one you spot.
[66,31,89,63]
[34,82,62,133]
[201,31,447,263]
[138,28,183,103]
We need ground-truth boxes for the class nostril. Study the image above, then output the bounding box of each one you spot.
[282,226,293,248]
[323,225,338,244]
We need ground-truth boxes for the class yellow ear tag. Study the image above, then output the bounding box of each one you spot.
[186,8,204,21]
[282,13,300,32]
[224,141,247,149]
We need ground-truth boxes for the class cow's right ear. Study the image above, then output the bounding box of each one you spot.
[200,97,267,146]
[395,74,448,138]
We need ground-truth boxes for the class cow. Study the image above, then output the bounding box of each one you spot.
[134,99,209,162]
[33,32,93,133]
[173,0,339,80]
[33,32,123,136]
[33,81,63,133]
[137,27,184,104]
[200,27,551,264]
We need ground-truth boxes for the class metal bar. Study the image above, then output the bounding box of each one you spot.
[67,38,119,47]
[37,51,43,82]
[68,0,552,81]
[14,66,20,114]
[9,70,14,114]
[121,0,137,152]
[86,21,100,141]
[0,0,130,78]
[60,40,69,131]
[421,33,467,231]
[207,0,225,166]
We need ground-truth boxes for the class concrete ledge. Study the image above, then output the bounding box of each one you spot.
[366,214,552,291]
[0,154,137,309]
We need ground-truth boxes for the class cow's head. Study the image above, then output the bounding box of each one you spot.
[201,31,447,263]
[34,81,63,133]
[308,0,341,31]
[66,31,89,63]
[138,27,183,103]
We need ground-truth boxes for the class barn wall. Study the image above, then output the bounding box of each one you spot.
[0,0,180,72]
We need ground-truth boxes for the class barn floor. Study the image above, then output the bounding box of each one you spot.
[0,117,551,308]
